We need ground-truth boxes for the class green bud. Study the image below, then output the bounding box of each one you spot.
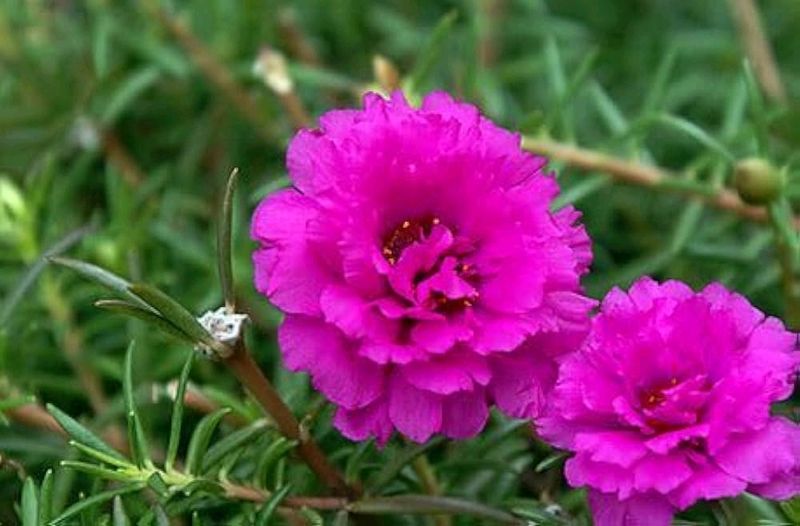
[733,158,785,205]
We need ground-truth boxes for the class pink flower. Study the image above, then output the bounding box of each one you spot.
[251,91,594,444]
[539,277,800,526]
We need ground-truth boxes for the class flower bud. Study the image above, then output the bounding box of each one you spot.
[733,158,784,205]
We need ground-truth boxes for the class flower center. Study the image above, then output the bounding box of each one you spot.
[382,216,441,264]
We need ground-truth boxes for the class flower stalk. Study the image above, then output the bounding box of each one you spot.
[221,340,356,498]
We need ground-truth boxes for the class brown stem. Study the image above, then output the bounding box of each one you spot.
[522,137,800,229]
[727,0,787,103]
[222,342,356,498]
[102,130,145,187]
[147,4,276,144]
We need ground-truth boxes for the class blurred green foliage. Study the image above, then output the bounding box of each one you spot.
[1,0,800,524]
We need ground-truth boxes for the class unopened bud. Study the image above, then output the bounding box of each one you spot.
[373,55,400,93]
[733,158,784,205]
[253,47,293,95]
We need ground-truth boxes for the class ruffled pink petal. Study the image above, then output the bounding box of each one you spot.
[388,372,443,443]
[279,315,384,409]
[439,387,490,439]
[489,349,558,419]
[588,491,674,526]
[333,399,393,446]
[669,462,747,510]
[402,349,490,395]
[714,417,799,485]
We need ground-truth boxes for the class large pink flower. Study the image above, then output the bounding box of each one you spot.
[251,91,594,444]
[539,277,800,525]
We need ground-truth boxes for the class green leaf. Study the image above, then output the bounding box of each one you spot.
[535,452,568,473]
[185,407,231,475]
[654,113,734,162]
[127,283,227,356]
[255,437,298,489]
[21,478,39,526]
[202,419,267,473]
[69,441,133,469]
[39,470,54,526]
[94,300,195,344]
[217,167,239,310]
[641,46,678,116]
[332,511,350,526]
[47,257,148,309]
[102,67,162,124]
[165,352,194,473]
[124,342,151,468]
[368,437,445,493]
[146,472,169,497]
[299,508,324,526]
[46,404,127,464]
[112,497,131,526]
[59,461,131,483]
[254,484,292,526]
[49,483,145,525]
[405,10,458,96]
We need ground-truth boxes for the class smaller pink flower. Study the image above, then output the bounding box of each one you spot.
[539,277,800,526]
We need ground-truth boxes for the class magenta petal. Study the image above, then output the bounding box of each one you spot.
[439,388,489,439]
[334,400,393,446]
[411,319,472,354]
[388,373,443,443]
[588,491,674,526]
[670,462,747,509]
[490,350,558,419]
[574,431,648,469]
[279,315,384,409]
[714,417,799,484]
[402,350,490,395]
[632,453,692,494]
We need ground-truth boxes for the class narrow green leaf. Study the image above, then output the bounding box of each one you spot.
[202,419,267,473]
[46,404,127,464]
[92,15,113,79]
[165,352,195,472]
[553,174,609,209]
[369,437,445,493]
[49,483,145,525]
[255,437,298,489]
[185,408,231,475]
[332,511,350,526]
[95,300,194,344]
[742,60,768,156]
[47,257,148,309]
[535,452,568,473]
[39,470,54,526]
[21,478,39,526]
[217,168,239,310]
[2,224,94,327]
[405,11,458,96]
[669,200,704,254]
[59,461,130,483]
[654,114,734,162]
[254,484,292,526]
[127,283,226,355]
[146,473,169,497]
[112,497,130,526]
[641,46,678,116]
[102,67,162,124]
[69,441,133,469]
[123,342,151,468]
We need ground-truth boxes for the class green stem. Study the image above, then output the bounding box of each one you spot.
[411,455,451,526]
